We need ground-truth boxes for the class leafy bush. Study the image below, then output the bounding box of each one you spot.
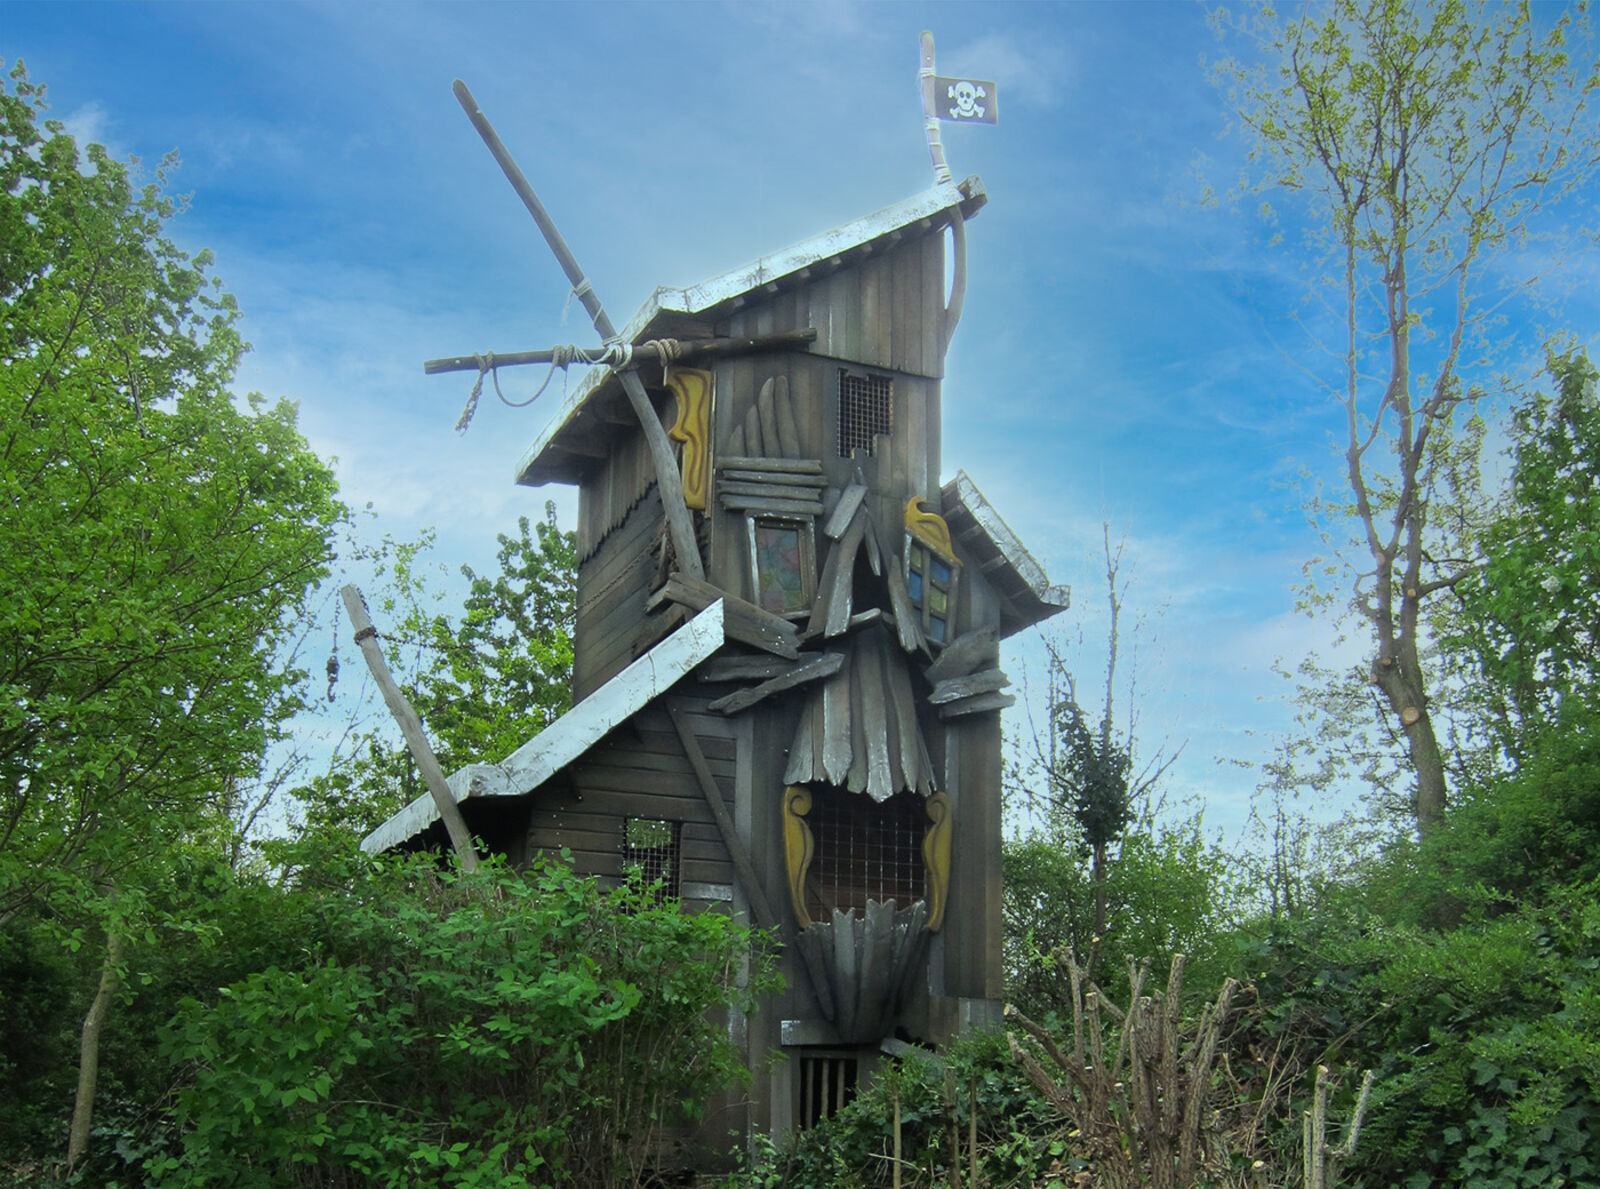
[145,849,776,1189]
[730,1029,1069,1188]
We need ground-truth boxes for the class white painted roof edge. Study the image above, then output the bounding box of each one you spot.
[515,176,985,486]
[946,470,1070,610]
[360,600,728,855]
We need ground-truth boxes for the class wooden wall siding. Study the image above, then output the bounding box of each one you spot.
[577,414,660,563]
[575,491,664,700]
[521,707,740,903]
[713,234,946,380]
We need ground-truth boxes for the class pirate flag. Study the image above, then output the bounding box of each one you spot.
[934,77,998,124]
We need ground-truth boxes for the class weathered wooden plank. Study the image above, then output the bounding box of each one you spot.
[774,374,801,458]
[874,514,926,654]
[718,469,827,488]
[860,253,885,369]
[715,479,825,501]
[344,586,477,870]
[743,403,764,458]
[667,702,779,930]
[809,503,865,637]
[821,662,851,784]
[884,633,927,794]
[936,690,1017,720]
[785,696,815,786]
[846,647,869,794]
[861,634,893,800]
[707,651,844,715]
[718,493,824,517]
[698,655,796,683]
[649,573,800,658]
[925,626,1000,682]
[718,455,824,475]
[559,781,715,822]
[757,377,782,461]
[841,266,862,364]
[862,507,883,575]
[824,483,868,540]
[929,667,1010,704]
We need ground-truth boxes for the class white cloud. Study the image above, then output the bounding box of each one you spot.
[947,32,1071,110]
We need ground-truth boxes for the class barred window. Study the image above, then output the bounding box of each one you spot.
[837,371,893,457]
[798,1053,859,1129]
[623,817,680,900]
[802,788,926,921]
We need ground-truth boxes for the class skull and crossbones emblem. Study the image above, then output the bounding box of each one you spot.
[946,80,986,120]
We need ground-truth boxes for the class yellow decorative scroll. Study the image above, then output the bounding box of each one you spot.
[781,785,816,929]
[904,498,960,565]
[666,368,713,510]
[922,792,953,932]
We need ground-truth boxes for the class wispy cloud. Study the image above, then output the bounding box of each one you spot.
[946,32,1071,111]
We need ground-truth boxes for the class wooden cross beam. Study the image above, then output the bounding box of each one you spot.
[451,80,704,580]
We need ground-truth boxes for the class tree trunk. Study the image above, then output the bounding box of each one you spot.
[67,925,125,1169]
[1371,659,1447,834]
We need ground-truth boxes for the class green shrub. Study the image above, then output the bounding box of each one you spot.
[148,850,776,1188]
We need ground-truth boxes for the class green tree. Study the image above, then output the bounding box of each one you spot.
[1449,350,1600,758]
[0,63,343,1167]
[1213,0,1600,831]
[412,502,576,766]
[294,508,576,846]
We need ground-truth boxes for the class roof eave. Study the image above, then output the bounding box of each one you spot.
[360,600,728,855]
[940,470,1070,640]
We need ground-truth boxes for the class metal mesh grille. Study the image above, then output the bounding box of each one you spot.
[804,788,926,920]
[623,817,680,900]
[837,371,893,457]
[798,1053,859,1129]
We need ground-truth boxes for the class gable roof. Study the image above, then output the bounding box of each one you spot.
[517,175,988,488]
[360,601,727,855]
[940,471,1070,639]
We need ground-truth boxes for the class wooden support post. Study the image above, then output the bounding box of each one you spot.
[451,80,703,580]
[666,702,778,932]
[341,585,478,873]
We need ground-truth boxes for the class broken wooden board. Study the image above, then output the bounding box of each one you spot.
[925,626,999,682]
[936,689,1017,720]
[928,667,1010,704]
[707,651,845,715]
[648,574,800,658]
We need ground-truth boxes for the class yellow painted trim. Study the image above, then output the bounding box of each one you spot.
[922,791,953,932]
[666,368,713,511]
[781,785,815,929]
[904,498,960,565]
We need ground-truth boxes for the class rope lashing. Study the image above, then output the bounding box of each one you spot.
[454,338,686,433]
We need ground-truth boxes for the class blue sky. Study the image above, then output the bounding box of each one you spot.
[12,2,1589,843]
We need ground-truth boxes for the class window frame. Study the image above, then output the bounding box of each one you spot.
[746,513,817,620]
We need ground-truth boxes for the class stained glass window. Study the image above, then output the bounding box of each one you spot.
[749,516,814,615]
[907,541,957,645]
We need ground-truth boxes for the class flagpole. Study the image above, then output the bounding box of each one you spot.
[919,31,953,185]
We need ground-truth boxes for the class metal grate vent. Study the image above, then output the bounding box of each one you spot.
[798,1053,859,1129]
[804,788,926,921]
[837,371,893,457]
[623,817,680,900]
